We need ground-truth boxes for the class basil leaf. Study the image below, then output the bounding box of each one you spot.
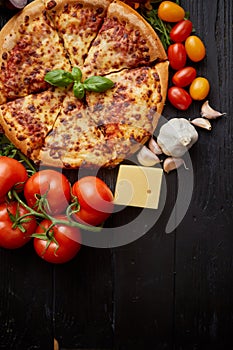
[44,70,74,87]
[73,82,85,99]
[84,76,114,92]
[72,67,82,82]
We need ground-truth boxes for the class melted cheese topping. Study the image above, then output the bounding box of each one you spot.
[0,11,70,101]
[48,2,108,67]
[0,88,65,159]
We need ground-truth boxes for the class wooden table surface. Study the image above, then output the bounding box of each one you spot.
[0,0,232,349]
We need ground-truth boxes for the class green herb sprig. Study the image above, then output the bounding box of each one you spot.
[139,7,172,50]
[44,67,114,99]
[0,134,37,174]
[138,1,192,51]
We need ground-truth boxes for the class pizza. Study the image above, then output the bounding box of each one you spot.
[0,0,169,168]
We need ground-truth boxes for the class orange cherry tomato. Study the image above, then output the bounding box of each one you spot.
[189,77,210,100]
[158,1,185,22]
[185,35,206,62]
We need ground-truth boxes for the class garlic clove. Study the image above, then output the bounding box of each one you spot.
[163,157,187,173]
[148,138,163,155]
[191,117,212,130]
[201,100,226,119]
[137,146,161,167]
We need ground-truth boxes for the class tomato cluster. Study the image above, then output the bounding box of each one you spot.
[0,156,114,263]
[158,1,210,110]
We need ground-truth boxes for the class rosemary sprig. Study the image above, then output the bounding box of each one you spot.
[140,6,172,50]
[0,133,37,174]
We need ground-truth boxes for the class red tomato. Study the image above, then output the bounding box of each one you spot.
[0,202,37,249]
[170,20,193,43]
[33,217,81,264]
[0,156,28,197]
[0,196,6,204]
[168,86,192,110]
[158,1,185,22]
[172,67,197,87]
[72,176,114,226]
[168,43,187,70]
[185,36,206,62]
[24,169,71,215]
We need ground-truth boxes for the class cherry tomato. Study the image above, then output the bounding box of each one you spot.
[33,216,81,264]
[72,176,114,226]
[170,20,193,43]
[189,77,210,100]
[168,43,187,70]
[24,169,71,215]
[0,202,37,249]
[168,86,192,110]
[0,156,28,197]
[158,1,185,22]
[185,35,206,62]
[172,67,197,87]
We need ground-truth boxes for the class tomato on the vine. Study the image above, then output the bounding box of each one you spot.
[158,1,185,22]
[168,43,187,70]
[0,156,28,197]
[185,35,206,62]
[72,176,114,226]
[170,20,193,43]
[0,202,37,249]
[189,77,210,100]
[24,169,71,215]
[172,67,197,87]
[33,216,81,264]
[168,86,192,110]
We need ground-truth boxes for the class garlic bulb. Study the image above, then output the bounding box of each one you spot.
[191,118,212,130]
[157,118,198,158]
[201,100,226,119]
[137,146,161,167]
[148,138,163,155]
[163,157,187,173]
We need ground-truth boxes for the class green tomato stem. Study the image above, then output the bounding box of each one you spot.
[12,190,102,232]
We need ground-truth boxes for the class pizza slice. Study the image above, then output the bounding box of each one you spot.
[39,92,114,168]
[0,0,71,104]
[83,0,167,76]
[44,0,112,67]
[0,88,66,160]
[86,62,169,133]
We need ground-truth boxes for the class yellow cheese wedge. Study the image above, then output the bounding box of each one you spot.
[114,165,163,209]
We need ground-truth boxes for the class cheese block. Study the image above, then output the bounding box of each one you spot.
[114,164,163,209]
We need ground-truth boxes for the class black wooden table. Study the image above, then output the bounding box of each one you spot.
[0,0,232,349]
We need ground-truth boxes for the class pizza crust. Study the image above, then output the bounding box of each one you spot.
[44,0,112,12]
[154,61,169,123]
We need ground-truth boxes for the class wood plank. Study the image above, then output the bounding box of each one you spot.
[111,170,177,349]
[53,246,113,349]
[0,242,54,349]
[174,0,233,348]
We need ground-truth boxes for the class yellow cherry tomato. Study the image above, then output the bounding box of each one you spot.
[185,35,206,62]
[189,77,210,100]
[158,1,185,22]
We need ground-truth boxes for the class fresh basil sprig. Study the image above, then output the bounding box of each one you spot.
[44,69,74,87]
[44,67,114,99]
